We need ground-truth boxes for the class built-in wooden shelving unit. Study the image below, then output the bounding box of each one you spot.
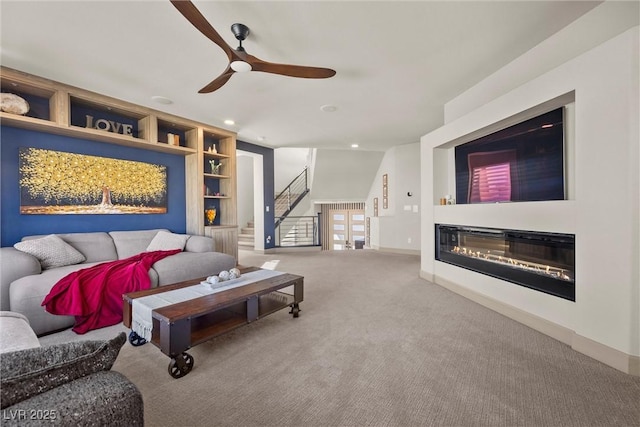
[1,66,238,259]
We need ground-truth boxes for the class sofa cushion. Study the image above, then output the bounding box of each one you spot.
[152,251,236,286]
[10,260,160,335]
[146,230,189,252]
[0,332,126,409]
[23,232,118,263]
[9,261,106,335]
[109,229,168,259]
[185,235,214,253]
[0,312,40,353]
[14,234,85,269]
[0,248,42,312]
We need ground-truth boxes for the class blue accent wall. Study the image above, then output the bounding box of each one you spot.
[1,126,186,246]
[236,140,275,249]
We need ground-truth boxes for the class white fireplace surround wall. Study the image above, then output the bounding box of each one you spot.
[420,24,639,374]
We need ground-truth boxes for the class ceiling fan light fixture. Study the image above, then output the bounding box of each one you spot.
[230,60,252,73]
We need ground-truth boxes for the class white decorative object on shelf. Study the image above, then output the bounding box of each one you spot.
[1,93,30,115]
[229,267,241,278]
[218,270,230,281]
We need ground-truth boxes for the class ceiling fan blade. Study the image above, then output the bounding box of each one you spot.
[198,67,235,93]
[170,0,234,60]
[249,56,336,79]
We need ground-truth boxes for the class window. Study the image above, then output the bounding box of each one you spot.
[469,162,512,203]
[466,149,518,204]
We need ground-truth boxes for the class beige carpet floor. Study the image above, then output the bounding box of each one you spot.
[39,250,640,426]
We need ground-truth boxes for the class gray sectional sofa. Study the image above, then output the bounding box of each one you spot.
[0,229,236,335]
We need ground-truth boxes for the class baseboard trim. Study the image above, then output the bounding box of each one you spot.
[432,274,574,344]
[374,247,421,256]
[572,334,640,376]
[422,271,639,376]
[269,246,322,253]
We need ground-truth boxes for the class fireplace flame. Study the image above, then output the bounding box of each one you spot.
[451,245,573,282]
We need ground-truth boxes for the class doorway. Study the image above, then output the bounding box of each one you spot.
[330,210,365,250]
[320,202,366,250]
[236,150,264,251]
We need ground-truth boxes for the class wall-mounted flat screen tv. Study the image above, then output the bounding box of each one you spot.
[455,108,564,204]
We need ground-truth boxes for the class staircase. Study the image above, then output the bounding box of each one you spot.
[276,216,319,247]
[240,168,318,250]
[274,167,320,247]
[238,220,255,249]
[274,168,310,228]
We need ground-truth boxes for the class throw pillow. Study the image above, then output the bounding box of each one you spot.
[14,234,86,269]
[146,230,189,252]
[0,332,126,409]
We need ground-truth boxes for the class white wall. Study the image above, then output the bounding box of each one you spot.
[421,24,639,363]
[274,148,311,192]
[367,143,421,252]
[445,1,640,123]
[236,154,254,229]
[310,149,383,202]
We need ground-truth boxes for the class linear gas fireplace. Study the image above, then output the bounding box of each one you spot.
[435,224,575,301]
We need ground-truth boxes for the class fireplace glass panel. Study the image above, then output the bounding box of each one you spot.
[436,224,575,301]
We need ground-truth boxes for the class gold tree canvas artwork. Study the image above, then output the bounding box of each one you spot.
[19,148,167,214]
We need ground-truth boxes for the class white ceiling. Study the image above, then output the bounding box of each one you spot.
[0,1,606,151]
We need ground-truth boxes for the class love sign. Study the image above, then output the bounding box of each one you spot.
[85,115,133,136]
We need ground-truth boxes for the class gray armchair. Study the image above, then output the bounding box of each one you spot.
[0,312,143,426]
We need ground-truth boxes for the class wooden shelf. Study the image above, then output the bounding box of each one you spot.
[198,127,237,258]
[203,152,230,159]
[258,292,294,318]
[204,173,230,179]
[189,308,247,346]
[1,112,196,155]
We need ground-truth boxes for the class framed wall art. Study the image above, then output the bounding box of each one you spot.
[19,147,167,214]
[382,173,389,209]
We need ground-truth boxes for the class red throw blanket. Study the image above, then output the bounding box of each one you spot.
[42,249,181,334]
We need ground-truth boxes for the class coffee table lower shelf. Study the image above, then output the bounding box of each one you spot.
[123,269,303,378]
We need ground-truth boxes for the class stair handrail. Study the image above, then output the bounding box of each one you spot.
[274,167,309,222]
[275,167,308,200]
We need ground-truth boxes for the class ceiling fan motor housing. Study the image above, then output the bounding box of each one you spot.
[231,23,250,41]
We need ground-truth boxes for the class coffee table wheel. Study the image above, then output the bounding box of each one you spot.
[128,331,147,347]
[289,303,301,318]
[169,352,194,379]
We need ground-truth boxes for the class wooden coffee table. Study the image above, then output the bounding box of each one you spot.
[122,267,303,378]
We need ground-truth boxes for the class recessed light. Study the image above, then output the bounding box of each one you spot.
[541,124,553,128]
[224,119,235,125]
[151,96,173,105]
[351,144,359,148]
[320,104,337,113]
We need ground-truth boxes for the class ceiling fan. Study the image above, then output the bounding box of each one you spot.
[170,0,337,93]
